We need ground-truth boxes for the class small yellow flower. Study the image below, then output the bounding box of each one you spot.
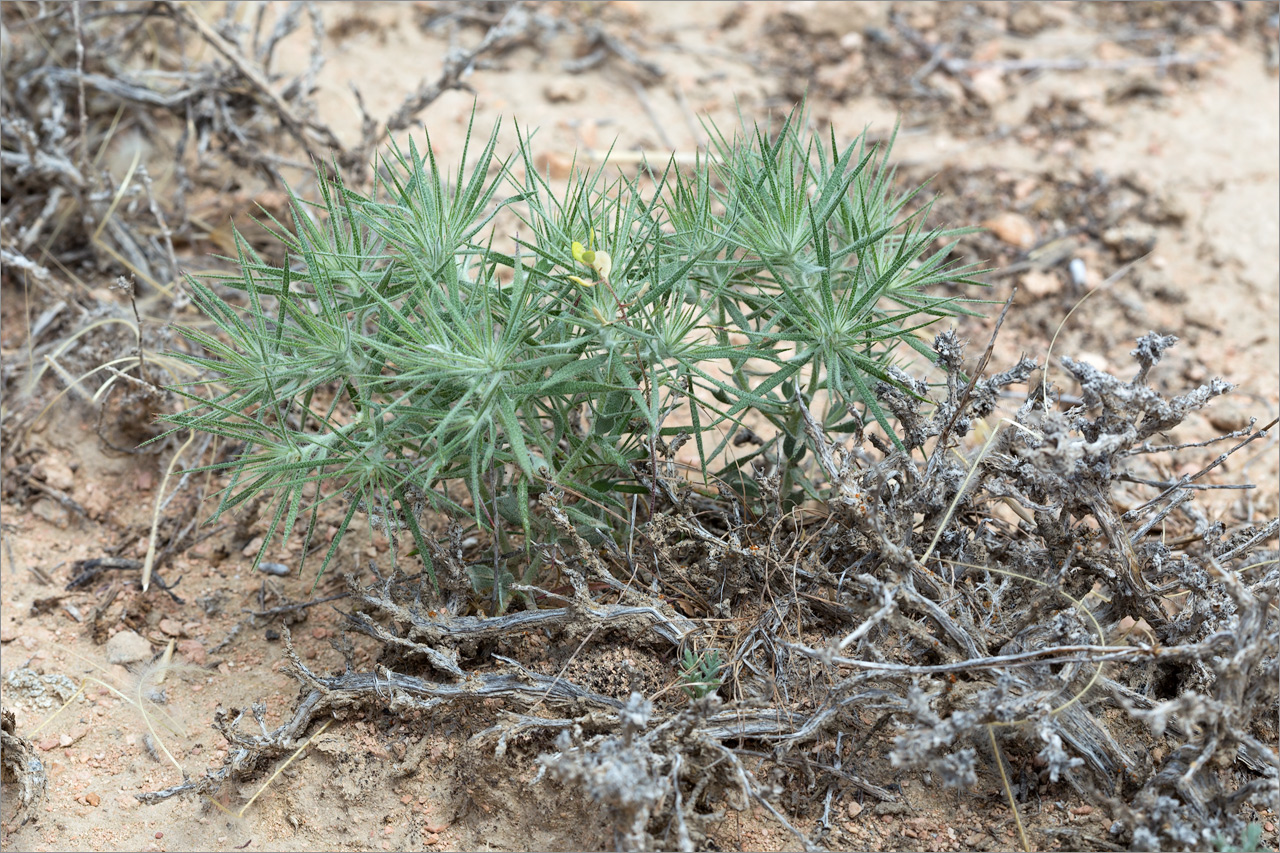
[567,275,596,288]
[570,235,611,285]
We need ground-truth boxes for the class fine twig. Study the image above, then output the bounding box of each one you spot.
[381,2,529,139]
[954,53,1220,75]
[934,284,1018,453]
[161,1,343,166]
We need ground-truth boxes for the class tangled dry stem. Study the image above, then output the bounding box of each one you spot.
[137,330,1277,852]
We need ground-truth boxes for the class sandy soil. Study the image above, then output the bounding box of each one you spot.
[2,2,1277,851]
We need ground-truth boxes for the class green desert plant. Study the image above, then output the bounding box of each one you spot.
[162,107,985,599]
[1216,823,1272,853]
[678,648,724,700]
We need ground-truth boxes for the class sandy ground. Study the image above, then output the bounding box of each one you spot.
[2,2,1277,851]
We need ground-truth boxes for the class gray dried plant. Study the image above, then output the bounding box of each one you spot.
[141,326,1276,853]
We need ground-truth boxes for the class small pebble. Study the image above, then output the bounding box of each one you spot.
[105,630,152,665]
[533,152,573,180]
[543,80,585,104]
[258,562,290,576]
[1021,270,1060,297]
[1069,257,1087,288]
[1071,804,1094,816]
[982,211,1036,249]
[155,832,164,840]
[1207,404,1249,433]
[177,639,207,666]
